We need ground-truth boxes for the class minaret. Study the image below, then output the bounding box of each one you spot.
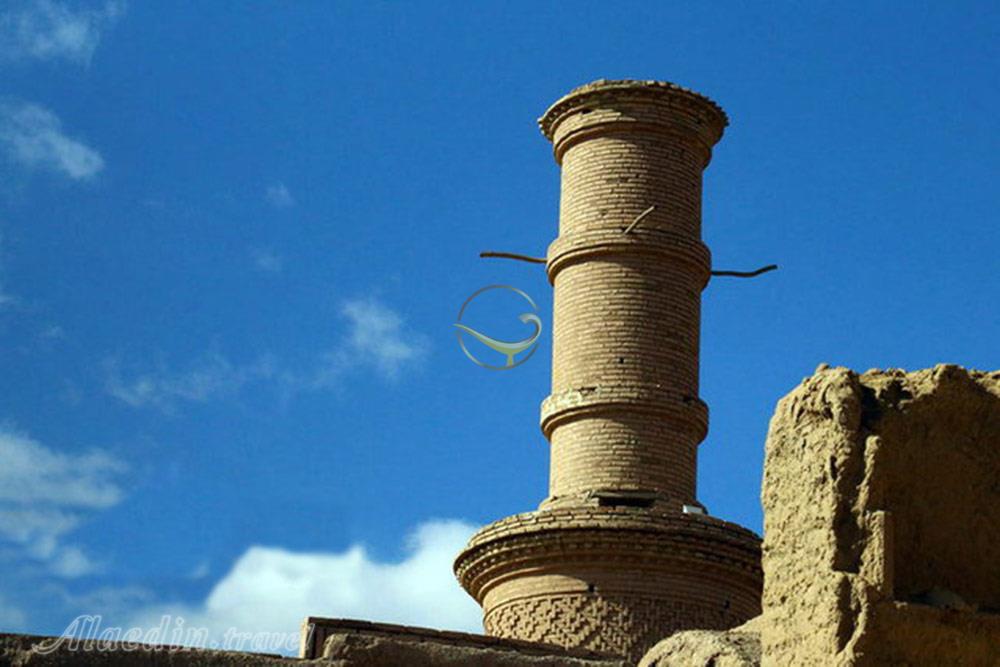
[455,80,762,663]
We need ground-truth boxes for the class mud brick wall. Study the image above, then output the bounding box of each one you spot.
[761,364,1000,666]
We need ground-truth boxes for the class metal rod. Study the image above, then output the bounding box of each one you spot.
[480,251,547,264]
[623,205,656,234]
[711,264,778,278]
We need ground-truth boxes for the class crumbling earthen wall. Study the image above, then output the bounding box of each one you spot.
[760,364,1000,666]
[0,632,296,666]
[638,616,761,667]
[302,618,628,667]
[1,621,629,667]
[637,363,1000,667]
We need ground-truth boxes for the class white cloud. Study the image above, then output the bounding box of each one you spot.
[335,298,426,380]
[0,100,104,180]
[123,519,481,655]
[0,431,123,507]
[49,544,99,578]
[301,298,427,389]
[265,182,294,208]
[0,425,127,578]
[106,299,426,411]
[0,0,125,66]
[104,353,277,412]
[251,248,283,273]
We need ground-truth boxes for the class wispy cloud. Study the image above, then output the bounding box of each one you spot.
[0,0,125,66]
[0,425,127,578]
[290,297,428,391]
[0,100,104,180]
[0,232,15,309]
[336,298,426,380]
[250,248,283,273]
[264,182,294,209]
[121,519,481,655]
[105,299,427,412]
[104,353,277,413]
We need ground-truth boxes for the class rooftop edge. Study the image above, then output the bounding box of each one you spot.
[538,78,729,141]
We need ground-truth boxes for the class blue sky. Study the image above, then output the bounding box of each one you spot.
[0,0,997,652]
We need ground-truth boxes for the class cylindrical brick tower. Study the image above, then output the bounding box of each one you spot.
[455,80,762,663]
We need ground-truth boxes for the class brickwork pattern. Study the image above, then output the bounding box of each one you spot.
[485,594,742,662]
[456,80,761,662]
[456,507,761,663]
[541,81,722,509]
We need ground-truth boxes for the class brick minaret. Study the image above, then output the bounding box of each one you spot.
[455,80,762,663]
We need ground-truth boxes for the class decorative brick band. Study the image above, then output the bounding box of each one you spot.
[539,385,708,441]
[545,229,712,287]
[455,507,760,588]
[454,508,761,663]
[483,593,747,664]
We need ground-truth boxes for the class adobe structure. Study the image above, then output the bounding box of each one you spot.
[5,80,998,667]
[642,365,1000,666]
[454,80,763,663]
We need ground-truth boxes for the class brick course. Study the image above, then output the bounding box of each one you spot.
[455,80,762,663]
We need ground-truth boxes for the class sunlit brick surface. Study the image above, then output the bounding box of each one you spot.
[456,80,762,663]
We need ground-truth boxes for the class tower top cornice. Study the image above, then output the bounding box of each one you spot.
[537,78,729,144]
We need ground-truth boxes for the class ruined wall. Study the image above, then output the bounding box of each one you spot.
[0,622,628,667]
[638,363,1000,667]
[638,616,761,667]
[0,632,296,666]
[760,364,1000,666]
[303,618,628,667]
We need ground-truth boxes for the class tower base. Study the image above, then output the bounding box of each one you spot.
[455,507,762,663]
